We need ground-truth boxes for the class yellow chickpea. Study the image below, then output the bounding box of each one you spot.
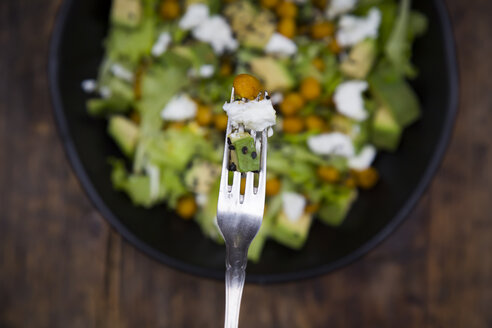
[159,0,180,20]
[196,105,213,126]
[353,167,379,189]
[311,22,335,39]
[233,74,262,100]
[260,0,279,9]
[300,77,322,100]
[305,203,320,214]
[305,115,325,131]
[213,113,228,131]
[329,39,342,54]
[280,92,305,116]
[344,176,357,188]
[176,196,197,219]
[266,178,282,196]
[317,166,340,183]
[282,116,304,134]
[277,18,296,39]
[276,1,298,18]
[219,61,233,77]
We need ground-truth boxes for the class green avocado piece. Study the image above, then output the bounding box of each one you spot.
[318,189,357,226]
[340,39,377,79]
[111,0,142,28]
[108,115,139,157]
[229,133,259,172]
[250,57,295,92]
[371,106,402,151]
[270,211,313,250]
[368,63,421,127]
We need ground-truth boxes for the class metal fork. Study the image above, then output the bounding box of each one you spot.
[216,117,268,328]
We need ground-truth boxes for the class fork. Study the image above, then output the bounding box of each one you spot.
[216,117,268,328]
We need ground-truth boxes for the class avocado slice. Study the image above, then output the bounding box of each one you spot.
[229,132,260,172]
[368,63,421,127]
[270,211,313,250]
[111,0,142,28]
[108,115,139,157]
[250,57,295,92]
[371,106,402,151]
[318,189,357,226]
[340,39,377,79]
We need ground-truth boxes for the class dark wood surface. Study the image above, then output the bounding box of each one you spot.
[1,0,491,327]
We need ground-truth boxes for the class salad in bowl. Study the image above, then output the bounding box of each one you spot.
[82,0,428,261]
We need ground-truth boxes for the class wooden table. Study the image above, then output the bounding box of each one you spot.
[1,0,491,327]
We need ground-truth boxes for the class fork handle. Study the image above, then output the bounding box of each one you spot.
[224,247,248,328]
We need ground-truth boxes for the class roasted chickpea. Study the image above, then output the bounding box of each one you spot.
[329,39,342,54]
[317,166,340,183]
[300,77,321,100]
[353,167,379,189]
[213,113,228,131]
[280,92,305,116]
[305,203,320,214]
[282,116,304,134]
[277,18,296,39]
[344,176,357,188]
[233,74,262,100]
[196,105,213,126]
[159,0,180,20]
[276,1,298,18]
[311,21,335,39]
[266,178,282,196]
[305,115,325,131]
[219,61,233,76]
[176,196,197,219]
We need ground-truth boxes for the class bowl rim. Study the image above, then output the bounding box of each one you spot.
[48,0,459,284]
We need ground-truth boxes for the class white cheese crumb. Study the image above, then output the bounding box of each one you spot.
[336,8,382,47]
[307,132,355,157]
[111,64,134,82]
[81,79,97,93]
[199,64,215,78]
[192,16,238,55]
[348,145,377,170]
[223,97,276,131]
[151,32,172,57]
[333,80,368,121]
[179,3,209,30]
[270,92,284,105]
[326,0,358,19]
[265,33,298,56]
[99,86,112,99]
[195,193,208,207]
[282,192,306,222]
[161,94,197,121]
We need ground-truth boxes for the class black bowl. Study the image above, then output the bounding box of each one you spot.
[49,0,458,283]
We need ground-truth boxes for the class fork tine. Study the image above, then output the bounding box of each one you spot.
[231,171,241,197]
[219,120,233,192]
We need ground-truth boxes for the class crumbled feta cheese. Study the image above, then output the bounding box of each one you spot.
[307,132,355,157]
[282,192,306,222]
[348,145,377,170]
[199,64,215,78]
[192,16,238,54]
[81,79,97,93]
[326,0,358,19]
[336,8,382,47]
[270,92,284,105]
[333,80,368,121]
[265,33,298,56]
[161,94,197,121]
[99,86,112,99]
[179,3,209,30]
[195,193,208,207]
[223,97,276,131]
[111,64,134,82]
[151,32,172,57]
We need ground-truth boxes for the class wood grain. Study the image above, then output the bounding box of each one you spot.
[1,0,491,327]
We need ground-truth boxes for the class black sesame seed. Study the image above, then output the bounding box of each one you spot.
[251,151,257,159]
[242,146,248,154]
[229,145,235,150]
[266,95,271,100]
[227,137,231,145]
[229,163,237,171]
